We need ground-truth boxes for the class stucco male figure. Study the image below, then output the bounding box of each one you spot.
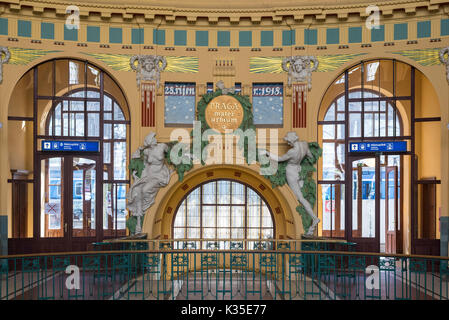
[260,132,320,236]
[129,55,167,88]
[282,56,319,90]
[440,47,449,84]
[127,132,171,234]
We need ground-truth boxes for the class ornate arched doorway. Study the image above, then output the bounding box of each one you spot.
[8,58,130,253]
[317,59,441,255]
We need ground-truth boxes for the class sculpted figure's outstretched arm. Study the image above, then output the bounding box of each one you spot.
[264,149,292,163]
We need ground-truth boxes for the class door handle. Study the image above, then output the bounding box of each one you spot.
[88,218,91,227]
[64,223,68,233]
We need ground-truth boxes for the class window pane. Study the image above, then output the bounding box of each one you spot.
[174,201,185,227]
[75,113,84,136]
[87,101,100,111]
[261,206,272,227]
[54,103,61,135]
[113,142,127,180]
[187,228,200,239]
[349,113,361,137]
[247,206,260,228]
[247,188,259,205]
[104,124,112,139]
[88,113,100,137]
[231,182,244,204]
[114,103,125,120]
[187,202,200,227]
[203,228,216,239]
[217,228,230,239]
[217,180,231,204]
[261,229,273,239]
[174,228,184,239]
[231,206,244,228]
[323,124,335,139]
[324,104,335,121]
[103,142,111,163]
[188,188,200,206]
[202,206,216,228]
[203,182,216,204]
[337,124,345,139]
[114,123,126,139]
[104,96,112,111]
[217,206,230,228]
[248,228,260,239]
[231,228,244,239]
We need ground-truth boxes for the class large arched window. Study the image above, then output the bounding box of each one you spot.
[173,180,274,249]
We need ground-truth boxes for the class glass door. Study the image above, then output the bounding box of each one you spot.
[40,157,64,239]
[72,158,96,238]
[381,155,401,254]
[349,156,380,252]
[39,155,100,249]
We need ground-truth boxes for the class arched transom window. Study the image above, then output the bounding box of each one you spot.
[173,180,274,249]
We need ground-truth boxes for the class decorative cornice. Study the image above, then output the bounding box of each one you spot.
[1,0,448,25]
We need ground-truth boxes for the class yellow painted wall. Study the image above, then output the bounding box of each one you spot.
[0,0,448,253]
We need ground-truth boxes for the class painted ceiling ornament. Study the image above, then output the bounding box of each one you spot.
[216,80,236,94]
[126,132,172,234]
[0,47,11,84]
[282,56,319,90]
[439,47,449,84]
[129,55,167,88]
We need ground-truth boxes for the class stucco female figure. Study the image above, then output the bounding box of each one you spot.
[260,132,320,236]
[127,132,171,234]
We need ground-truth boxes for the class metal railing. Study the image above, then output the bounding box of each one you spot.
[1,240,448,300]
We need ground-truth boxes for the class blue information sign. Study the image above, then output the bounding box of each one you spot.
[42,141,100,152]
[349,141,407,153]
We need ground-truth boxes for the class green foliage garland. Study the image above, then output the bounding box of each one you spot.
[196,89,256,166]
[127,88,322,235]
